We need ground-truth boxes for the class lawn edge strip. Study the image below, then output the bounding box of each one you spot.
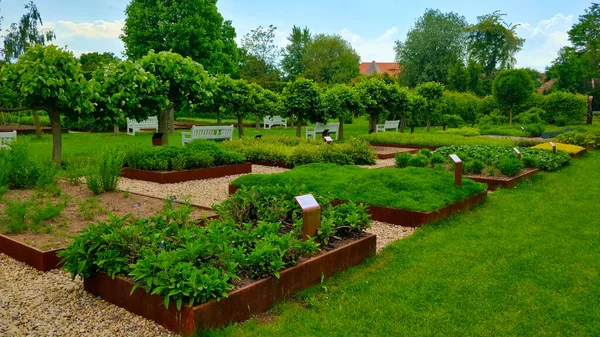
[83,233,377,336]
[121,162,252,184]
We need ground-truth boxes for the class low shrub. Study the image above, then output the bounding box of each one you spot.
[520,148,571,171]
[395,153,411,168]
[437,127,481,137]
[60,185,370,310]
[0,194,66,234]
[531,142,586,154]
[360,132,515,147]
[497,157,524,177]
[442,114,464,128]
[408,154,429,168]
[0,141,58,190]
[87,148,125,195]
[465,160,485,174]
[556,130,600,148]
[515,108,545,124]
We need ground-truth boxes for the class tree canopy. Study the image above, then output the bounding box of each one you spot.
[80,52,120,78]
[493,69,534,125]
[301,34,360,84]
[281,26,311,81]
[323,84,363,140]
[239,25,282,83]
[121,0,239,75]
[355,77,392,131]
[568,3,600,78]
[415,82,445,131]
[395,9,468,87]
[282,78,322,137]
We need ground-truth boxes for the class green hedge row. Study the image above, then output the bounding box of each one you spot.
[359,132,516,147]
[221,136,377,166]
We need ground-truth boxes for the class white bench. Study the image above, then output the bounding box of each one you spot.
[182,125,234,146]
[264,116,287,129]
[127,117,159,136]
[376,120,400,132]
[306,122,340,140]
[0,130,16,149]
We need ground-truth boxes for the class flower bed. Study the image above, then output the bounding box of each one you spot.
[220,136,377,167]
[230,164,488,226]
[60,185,375,334]
[531,142,587,158]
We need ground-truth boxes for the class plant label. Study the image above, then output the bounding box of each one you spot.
[449,154,462,164]
[132,202,141,209]
[449,154,462,187]
[169,195,177,201]
[513,148,522,160]
[295,194,319,210]
[549,142,556,154]
[324,136,333,144]
[521,126,525,131]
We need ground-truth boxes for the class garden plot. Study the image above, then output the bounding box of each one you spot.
[0,180,212,271]
[372,145,417,159]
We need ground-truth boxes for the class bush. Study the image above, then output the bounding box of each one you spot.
[407,154,429,168]
[524,124,546,137]
[497,157,524,177]
[395,153,411,168]
[430,153,445,165]
[441,92,482,124]
[442,114,464,128]
[465,160,485,174]
[0,141,58,190]
[419,149,432,157]
[515,108,545,124]
[87,148,125,195]
[556,130,600,148]
[540,91,587,124]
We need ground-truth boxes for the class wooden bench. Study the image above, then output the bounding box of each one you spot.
[127,117,159,136]
[306,122,340,140]
[376,120,400,133]
[0,130,16,149]
[182,125,234,146]
[264,116,287,129]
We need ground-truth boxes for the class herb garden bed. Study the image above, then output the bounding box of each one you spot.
[121,162,252,184]
[370,143,438,151]
[372,146,419,159]
[83,233,376,335]
[465,167,539,191]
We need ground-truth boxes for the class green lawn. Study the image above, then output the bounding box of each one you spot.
[202,150,600,337]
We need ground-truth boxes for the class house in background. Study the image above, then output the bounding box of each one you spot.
[359,61,401,76]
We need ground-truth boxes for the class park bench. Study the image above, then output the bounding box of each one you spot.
[127,117,159,136]
[0,130,16,149]
[306,122,340,140]
[182,125,234,146]
[264,116,287,129]
[376,120,400,132]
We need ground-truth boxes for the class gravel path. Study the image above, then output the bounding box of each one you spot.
[360,159,396,169]
[119,165,288,208]
[0,254,175,337]
[367,221,415,252]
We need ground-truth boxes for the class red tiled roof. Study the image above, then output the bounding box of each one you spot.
[359,61,401,76]
[359,62,372,74]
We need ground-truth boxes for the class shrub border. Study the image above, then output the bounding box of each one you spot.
[121,163,252,184]
[229,185,487,227]
[83,233,376,335]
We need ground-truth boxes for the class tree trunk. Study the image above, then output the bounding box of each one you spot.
[338,116,344,141]
[48,109,62,164]
[113,124,119,137]
[32,111,43,139]
[410,125,415,134]
[369,113,377,132]
[400,115,406,133]
[217,111,222,125]
[426,119,431,132]
[255,114,260,130]
[169,108,175,134]
[290,117,294,128]
[443,124,446,131]
[509,105,513,126]
[238,115,244,138]
[158,108,170,145]
[296,120,302,138]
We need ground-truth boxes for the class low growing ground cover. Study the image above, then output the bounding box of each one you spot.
[221,136,376,166]
[59,185,372,310]
[531,142,586,154]
[555,130,600,148]
[125,140,246,171]
[231,164,486,212]
[360,132,516,147]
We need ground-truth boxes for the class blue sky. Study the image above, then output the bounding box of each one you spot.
[0,0,594,70]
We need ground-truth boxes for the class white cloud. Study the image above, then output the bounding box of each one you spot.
[46,20,124,40]
[515,13,573,71]
[375,26,398,42]
[339,28,362,44]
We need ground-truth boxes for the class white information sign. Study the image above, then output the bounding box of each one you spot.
[549,142,555,147]
[295,194,320,210]
[513,148,521,155]
[449,154,462,163]
[324,136,333,143]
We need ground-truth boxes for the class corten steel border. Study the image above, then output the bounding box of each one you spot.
[369,143,438,151]
[229,185,487,228]
[466,168,539,191]
[83,233,377,336]
[249,160,294,169]
[0,234,63,271]
[121,162,252,184]
[375,148,419,159]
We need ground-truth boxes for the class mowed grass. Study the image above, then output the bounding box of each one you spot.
[202,150,600,337]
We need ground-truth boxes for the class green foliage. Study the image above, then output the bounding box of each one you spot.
[300,34,360,84]
[407,154,429,167]
[395,9,468,86]
[280,26,312,81]
[231,164,487,212]
[2,1,56,62]
[125,140,245,171]
[1,141,58,189]
[441,91,482,124]
[395,153,411,168]
[497,157,524,177]
[282,78,323,134]
[86,147,125,195]
[60,186,369,310]
[556,130,600,148]
[493,69,534,123]
[1,194,65,234]
[323,84,363,121]
[360,132,515,147]
[539,91,587,124]
[355,77,394,129]
[79,52,119,77]
[515,108,545,124]
[520,148,571,171]
[464,160,485,174]
[79,197,105,221]
[121,0,239,75]
[442,114,464,128]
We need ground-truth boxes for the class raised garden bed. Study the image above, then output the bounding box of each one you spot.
[372,146,418,159]
[370,143,438,151]
[249,160,293,169]
[0,181,212,271]
[121,162,252,184]
[83,233,376,335]
[465,168,539,191]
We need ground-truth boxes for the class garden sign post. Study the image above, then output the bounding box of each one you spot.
[450,154,462,187]
[588,96,593,125]
[295,194,321,241]
[549,142,556,154]
[513,148,522,160]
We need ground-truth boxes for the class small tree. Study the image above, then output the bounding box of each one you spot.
[323,84,363,140]
[493,69,534,125]
[407,92,428,134]
[0,45,94,163]
[282,78,322,137]
[91,60,167,137]
[220,79,254,138]
[140,51,215,144]
[386,84,410,132]
[355,77,391,132]
[415,82,445,131]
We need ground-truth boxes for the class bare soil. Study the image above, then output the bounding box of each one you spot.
[0,181,214,251]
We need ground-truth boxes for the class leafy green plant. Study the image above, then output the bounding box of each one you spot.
[497,157,524,177]
[556,130,600,148]
[395,153,412,168]
[87,147,125,195]
[1,195,65,234]
[408,154,429,168]
[79,197,105,221]
[465,160,485,174]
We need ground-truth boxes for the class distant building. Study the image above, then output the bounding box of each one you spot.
[359,61,401,76]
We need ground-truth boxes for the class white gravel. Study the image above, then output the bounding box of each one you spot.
[367,221,415,252]
[119,165,288,208]
[0,253,175,337]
